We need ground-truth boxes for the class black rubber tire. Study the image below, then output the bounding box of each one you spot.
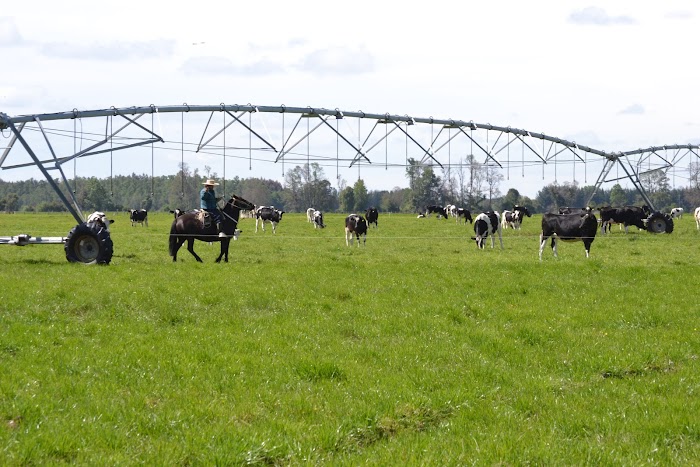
[65,222,113,264]
[646,212,674,234]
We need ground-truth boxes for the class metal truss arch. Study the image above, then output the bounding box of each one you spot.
[2,104,699,221]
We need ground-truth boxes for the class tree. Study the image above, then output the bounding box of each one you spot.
[339,186,354,213]
[405,158,442,213]
[353,179,368,211]
[484,164,504,209]
[2,193,19,213]
[501,188,521,211]
[609,184,627,206]
[79,178,117,211]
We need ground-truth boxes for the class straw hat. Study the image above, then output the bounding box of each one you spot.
[202,179,220,186]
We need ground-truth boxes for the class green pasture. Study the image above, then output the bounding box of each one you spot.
[1,211,700,465]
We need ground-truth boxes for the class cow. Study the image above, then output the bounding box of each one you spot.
[446,204,458,218]
[598,206,648,234]
[86,211,114,231]
[471,211,503,249]
[425,205,448,219]
[312,210,325,229]
[502,205,531,230]
[306,207,315,223]
[365,207,379,228]
[539,208,598,260]
[695,207,700,230]
[345,214,368,246]
[670,207,684,219]
[456,208,473,224]
[501,210,518,230]
[255,206,284,233]
[169,209,186,219]
[128,209,148,227]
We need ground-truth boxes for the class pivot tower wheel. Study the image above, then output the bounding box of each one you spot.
[64,222,114,264]
[646,212,674,234]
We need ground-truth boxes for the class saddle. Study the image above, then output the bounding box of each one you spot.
[195,210,213,228]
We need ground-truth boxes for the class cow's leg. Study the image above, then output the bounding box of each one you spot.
[272,222,276,234]
[497,229,504,249]
[345,230,351,246]
[583,239,592,258]
[186,239,203,262]
[552,237,558,258]
[255,218,259,233]
[538,233,547,260]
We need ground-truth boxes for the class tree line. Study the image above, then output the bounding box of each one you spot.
[1,158,697,215]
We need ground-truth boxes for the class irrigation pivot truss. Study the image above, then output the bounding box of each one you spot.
[2,104,699,224]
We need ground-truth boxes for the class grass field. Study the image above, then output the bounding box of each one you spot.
[1,210,700,465]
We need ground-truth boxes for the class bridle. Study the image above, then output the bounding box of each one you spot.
[220,196,254,226]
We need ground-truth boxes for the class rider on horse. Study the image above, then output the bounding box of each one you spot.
[200,179,226,237]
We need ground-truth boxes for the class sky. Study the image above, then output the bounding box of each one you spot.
[1,1,699,198]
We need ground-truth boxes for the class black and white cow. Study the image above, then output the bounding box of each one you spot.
[471,211,503,249]
[255,206,285,233]
[345,214,368,246]
[169,208,186,219]
[455,208,473,224]
[501,210,518,230]
[502,205,531,230]
[539,208,598,260]
[598,206,648,234]
[86,211,114,231]
[670,207,684,219]
[365,207,379,228]
[446,204,458,218]
[128,209,148,227]
[306,207,316,223]
[312,210,326,229]
[425,205,448,219]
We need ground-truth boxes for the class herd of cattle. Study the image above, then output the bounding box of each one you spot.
[124,202,700,259]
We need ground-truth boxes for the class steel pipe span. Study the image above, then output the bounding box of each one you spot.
[1,104,699,220]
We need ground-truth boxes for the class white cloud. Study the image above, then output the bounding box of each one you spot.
[180,56,284,76]
[569,7,636,25]
[619,104,645,115]
[0,17,22,45]
[296,46,375,76]
[39,39,176,61]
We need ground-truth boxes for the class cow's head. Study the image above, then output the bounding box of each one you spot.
[86,211,114,231]
[233,229,242,241]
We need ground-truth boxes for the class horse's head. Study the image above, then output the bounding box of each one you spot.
[227,194,256,212]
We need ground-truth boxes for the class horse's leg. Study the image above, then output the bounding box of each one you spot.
[187,238,203,262]
[216,238,230,263]
[172,237,186,262]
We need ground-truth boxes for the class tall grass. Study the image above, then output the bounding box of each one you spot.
[1,211,700,464]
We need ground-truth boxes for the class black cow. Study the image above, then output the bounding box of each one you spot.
[313,210,326,229]
[471,211,503,249]
[456,208,473,224]
[425,205,448,219]
[345,214,368,246]
[598,206,648,234]
[365,207,379,228]
[539,208,598,260]
[128,209,148,227]
[255,206,285,234]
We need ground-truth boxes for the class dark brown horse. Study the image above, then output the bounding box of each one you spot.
[169,194,255,262]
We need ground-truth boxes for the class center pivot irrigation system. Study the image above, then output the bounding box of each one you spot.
[1,104,699,263]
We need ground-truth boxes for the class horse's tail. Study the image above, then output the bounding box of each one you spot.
[168,221,177,256]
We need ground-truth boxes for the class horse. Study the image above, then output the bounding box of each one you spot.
[169,194,255,263]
